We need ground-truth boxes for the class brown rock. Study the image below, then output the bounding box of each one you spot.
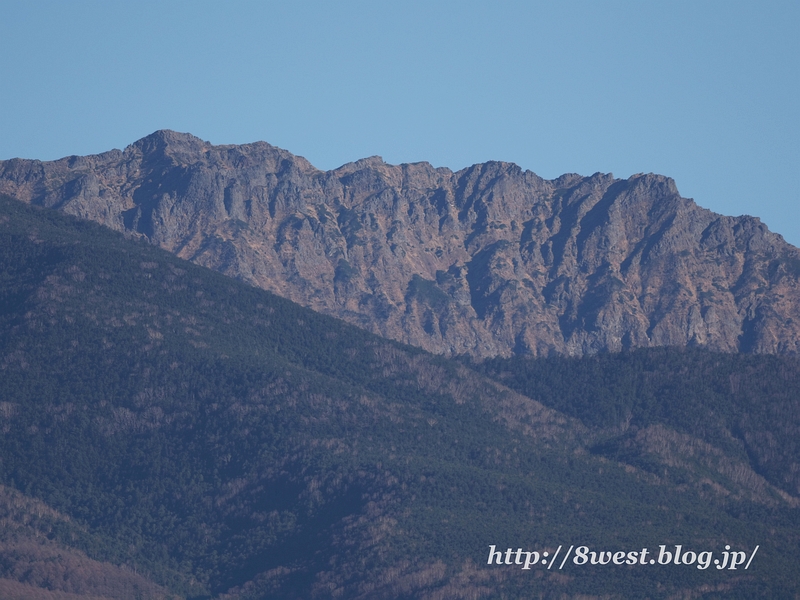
[2,130,798,358]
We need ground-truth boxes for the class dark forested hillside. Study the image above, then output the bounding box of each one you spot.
[1,196,799,599]
[474,349,800,499]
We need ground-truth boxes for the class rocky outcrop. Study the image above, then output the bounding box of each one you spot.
[2,130,798,358]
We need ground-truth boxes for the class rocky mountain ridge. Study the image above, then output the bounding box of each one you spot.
[1,129,798,358]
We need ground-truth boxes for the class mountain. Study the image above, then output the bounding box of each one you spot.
[2,130,798,359]
[0,199,800,600]
[2,195,799,598]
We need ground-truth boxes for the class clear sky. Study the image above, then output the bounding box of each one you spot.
[1,0,797,246]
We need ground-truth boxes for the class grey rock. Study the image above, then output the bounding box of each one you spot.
[2,130,798,358]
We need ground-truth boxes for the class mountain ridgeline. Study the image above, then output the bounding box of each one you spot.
[2,130,798,358]
[1,196,800,598]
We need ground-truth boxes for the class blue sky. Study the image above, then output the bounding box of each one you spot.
[1,0,797,246]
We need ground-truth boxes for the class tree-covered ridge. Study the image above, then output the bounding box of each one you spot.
[0,196,798,598]
[0,484,173,599]
[474,348,800,501]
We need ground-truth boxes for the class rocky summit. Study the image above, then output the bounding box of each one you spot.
[1,130,798,358]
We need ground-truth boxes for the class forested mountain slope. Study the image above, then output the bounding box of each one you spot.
[2,130,798,358]
[473,348,800,501]
[0,196,798,598]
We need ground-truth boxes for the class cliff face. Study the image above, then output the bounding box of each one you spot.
[2,130,798,358]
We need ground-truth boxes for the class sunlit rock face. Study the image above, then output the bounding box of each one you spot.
[2,130,799,358]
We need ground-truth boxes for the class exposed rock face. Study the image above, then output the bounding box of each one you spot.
[2,130,798,358]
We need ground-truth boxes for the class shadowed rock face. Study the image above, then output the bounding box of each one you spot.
[2,130,798,358]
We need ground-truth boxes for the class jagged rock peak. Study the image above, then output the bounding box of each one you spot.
[126,129,212,154]
[0,132,798,358]
[122,130,320,175]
